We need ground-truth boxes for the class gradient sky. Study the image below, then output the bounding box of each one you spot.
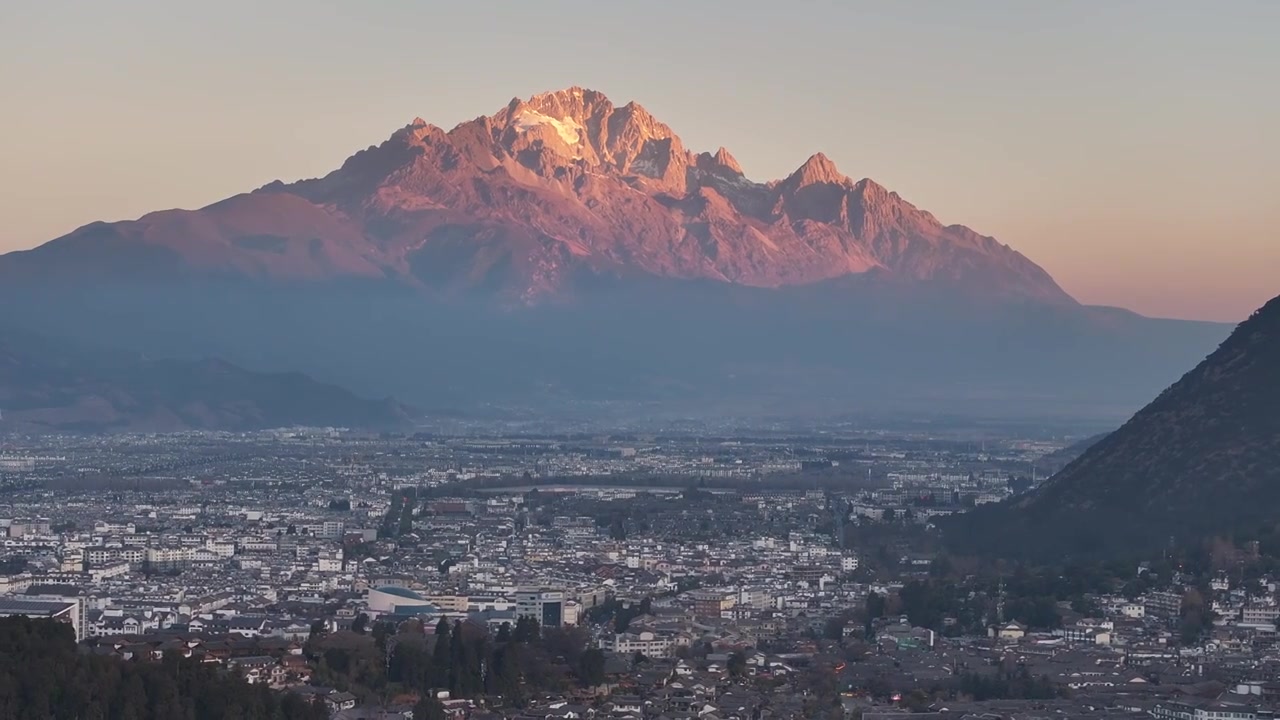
[2,0,1276,322]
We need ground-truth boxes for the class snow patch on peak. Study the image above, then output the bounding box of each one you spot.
[512,109,584,146]
[628,157,660,177]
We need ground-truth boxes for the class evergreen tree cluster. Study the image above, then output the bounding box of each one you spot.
[0,616,326,720]
[319,616,604,708]
[957,668,1062,701]
[583,596,652,633]
[378,489,419,539]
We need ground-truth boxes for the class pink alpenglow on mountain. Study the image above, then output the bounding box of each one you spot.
[0,87,1230,419]
[7,87,1070,307]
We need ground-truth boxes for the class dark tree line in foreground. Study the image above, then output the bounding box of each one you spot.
[0,617,325,720]
[310,615,608,710]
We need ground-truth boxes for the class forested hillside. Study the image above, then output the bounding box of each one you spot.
[0,617,325,720]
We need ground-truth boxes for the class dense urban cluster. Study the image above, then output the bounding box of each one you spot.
[1,429,1277,719]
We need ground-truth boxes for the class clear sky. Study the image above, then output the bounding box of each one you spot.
[2,0,1276,322]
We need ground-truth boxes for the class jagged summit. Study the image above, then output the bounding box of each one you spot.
[6,86,1077,306]
[480,88,688,193]
[695,147,746,179]
[521,86,613,118]
[713,147,744,175]
[784,152,849,188]
[495,87,674,142]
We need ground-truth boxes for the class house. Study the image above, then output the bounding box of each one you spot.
[324,691,358,713]
[229,616,269,637]
[608,696,644,714]
[545,704,591,719]
[1119,603,1146,619]
[229,655,277,684]
[990,621,1027,641]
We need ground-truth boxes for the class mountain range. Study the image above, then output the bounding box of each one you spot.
[948,294,1280,560]
[0,87,1231,420]
[0,329,410,432]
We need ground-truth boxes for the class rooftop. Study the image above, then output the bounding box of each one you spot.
[0,599,77,616]
[373,586,425,601]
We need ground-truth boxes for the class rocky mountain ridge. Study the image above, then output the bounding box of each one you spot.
[3,87,1070,306]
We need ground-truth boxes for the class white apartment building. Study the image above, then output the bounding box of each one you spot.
[601,630,675,658]
[1241,605,1279,626]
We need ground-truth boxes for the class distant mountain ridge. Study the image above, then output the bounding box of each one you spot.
[948,294,1280,559]
[0,87,1231,419]
[0,329,412,432]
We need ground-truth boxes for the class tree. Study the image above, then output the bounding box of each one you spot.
[308,619,329,644]
[413,695,446,720]
[902,689,932,712]
[0,616,327,720]
[1070,596,1102,618]
[900,580,948,630]
[727,651,747,677]
[545,622,593,661]
[609,515,627,541]
[380,495,404,538]
[398,500,415,536]
[1180,588,1215,646]
[1006,595,1061,630]
[389,634,428,686]
[866,592,886,619]
[373,621,393,653]
[491,644,524,704]
[822,616,847,641]
[864,591,886,636]
[611,597,652,633]
[430,618,452,689]
[352,613,369,635]
[448,621,483,697]
[577,648,607,687]
[513,616,540,643]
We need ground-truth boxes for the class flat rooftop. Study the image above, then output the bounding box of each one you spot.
[0,598,77,616]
